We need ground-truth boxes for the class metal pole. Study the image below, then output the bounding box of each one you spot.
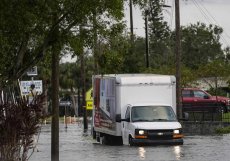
[175,0,182,119]
[65,105,67,129]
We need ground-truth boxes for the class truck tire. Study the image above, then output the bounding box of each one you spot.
[101,135,110,145]
[109,136,123,145]
[115,136,123,145]
[129,136,135,146]
[96,132,100,142]
[96,136,100,142]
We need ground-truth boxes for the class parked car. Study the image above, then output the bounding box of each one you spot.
[182,88,230,113]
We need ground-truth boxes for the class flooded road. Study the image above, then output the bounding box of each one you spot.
[30,123,230,161]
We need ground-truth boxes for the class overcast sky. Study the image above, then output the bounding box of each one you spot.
[124,0,230,48]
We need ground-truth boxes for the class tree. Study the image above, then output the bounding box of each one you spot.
[197,60,230,89]
[145,0,172,68]
[0,0,125,87]
[99,32,130,74]
[180,22,224,69]
[1,1,126,160]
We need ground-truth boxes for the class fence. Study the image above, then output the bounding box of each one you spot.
[183,103,230,122]
[184,111,230,122]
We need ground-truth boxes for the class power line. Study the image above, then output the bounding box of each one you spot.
[191,0,230,47]
[162,0,174,29]
[197,0,230,39]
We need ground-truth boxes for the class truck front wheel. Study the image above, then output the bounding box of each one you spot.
[129,136,135,146]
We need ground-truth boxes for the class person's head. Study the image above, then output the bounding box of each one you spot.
[30,84,35,90]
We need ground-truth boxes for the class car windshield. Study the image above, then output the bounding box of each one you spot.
[131,106,177,122]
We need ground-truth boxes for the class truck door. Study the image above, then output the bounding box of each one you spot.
[122,106,131,145]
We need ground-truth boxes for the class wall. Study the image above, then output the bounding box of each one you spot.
[181,121,230,135]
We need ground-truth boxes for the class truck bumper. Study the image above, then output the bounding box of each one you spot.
[132,138,183,145]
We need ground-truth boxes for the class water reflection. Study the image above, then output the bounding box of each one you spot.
[138,147,146,160]
[173,146,181,160]
[30,124,230,161]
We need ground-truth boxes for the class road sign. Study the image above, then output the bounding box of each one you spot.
[27,66,38,76]
[59,101,72,107]
[86,88,93,110]
[20,80,43,96]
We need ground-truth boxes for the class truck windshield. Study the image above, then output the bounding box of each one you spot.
[131,106,177,122]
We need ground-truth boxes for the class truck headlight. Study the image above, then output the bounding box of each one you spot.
[173,129,184,139]
[135,129,148,139]
[173,129,180,134]
[139,130,145,135]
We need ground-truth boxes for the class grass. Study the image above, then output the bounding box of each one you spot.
[215,112,230,134]
[215,126,230,134]
[222,112,230,122]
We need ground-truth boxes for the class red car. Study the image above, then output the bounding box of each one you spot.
[182,88,230,113]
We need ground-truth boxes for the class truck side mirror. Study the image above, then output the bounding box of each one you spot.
[203,95,209,99]
[120,118,130,122]
[116,114,130,122]
[116,114,121,122]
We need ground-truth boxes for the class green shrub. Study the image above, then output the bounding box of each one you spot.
[215,126,230,134]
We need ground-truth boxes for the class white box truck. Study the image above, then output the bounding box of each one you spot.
[92,74,184,145]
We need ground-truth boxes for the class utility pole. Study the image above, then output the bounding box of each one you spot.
[129,0,134,64]
[175,0,182,119]
[145,2,150,68]
[130,0,134,45]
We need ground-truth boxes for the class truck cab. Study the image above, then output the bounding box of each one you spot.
[121,104,183,145]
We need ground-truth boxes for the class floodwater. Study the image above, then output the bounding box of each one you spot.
[30,123,230,161]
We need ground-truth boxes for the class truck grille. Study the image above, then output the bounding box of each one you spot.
[148,130,173,140]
